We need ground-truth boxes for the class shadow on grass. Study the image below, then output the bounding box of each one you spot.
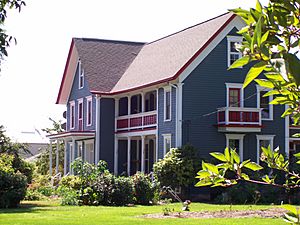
[0,201,55,214]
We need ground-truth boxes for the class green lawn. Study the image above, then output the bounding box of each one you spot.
[0,200,286,225]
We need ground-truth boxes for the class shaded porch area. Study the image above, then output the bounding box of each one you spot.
[47,131,95,176]
[115,133,157,175]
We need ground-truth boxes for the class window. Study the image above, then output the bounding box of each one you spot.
[225,134,245,161]
[78,99,83,131]
[226,83,243,107]
[256,86,273,120]
[86,96,92,126]
[164,87,171,121]
[256,135,275,163]
[78,60,84,89]
[70,101,75,129]
[163,134,172,156]
[227,36,243,67]
[78,141,83,159]
[85,141,94,164]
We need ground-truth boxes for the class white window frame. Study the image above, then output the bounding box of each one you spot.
[227,35,243,67]
[225,134,245,161]
[256,135,275,163]
[226,83,244,107]
[77,141,83,159]
[78,60,84,89]
[78,98,83,130]
[84,140,95,164]
[86,96,93,126]
[69,101,75,130]
[164,86,172,121]
[162,133,172,156]
[256,85,273,120]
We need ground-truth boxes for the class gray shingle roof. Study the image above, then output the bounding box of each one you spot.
[73,38,145,93]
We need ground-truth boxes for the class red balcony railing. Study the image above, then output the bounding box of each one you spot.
[217,107,262,132]
[116,111,157,132]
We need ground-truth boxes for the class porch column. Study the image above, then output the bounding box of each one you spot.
[49,140,53,176]
[137,138,140,171]
[56,140,59,174]
[128,96,131,115]
[141,135,145,173]
[95,95,101,163]
[71,137,75,175]
[115,98,119,131]
[114,136,118,175]
[127,136,131,176]
[64,139,67,175]
[141,92,145,113]
[155,134,158,162]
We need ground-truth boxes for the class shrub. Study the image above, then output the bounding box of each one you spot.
[0,154,28,208]
[153,145,200,189]
[111,176,134,206]
[57,186,79,206]
[132,172,159,205]
[24,189,46,201]
[59,175,82,190]
[0,170,27,208]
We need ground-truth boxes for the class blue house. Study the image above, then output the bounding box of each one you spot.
[48,12,290,176]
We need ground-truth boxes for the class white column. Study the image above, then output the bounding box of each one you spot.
[155,134,158,162]
[156,88,159,162]
[95,95,101,163]
[114,136,118,175]
[128,96,131,115]
[285,104,290,158]
[56,140,59,174]
[141,135,145,173]
[127,136,131,176]
[49,140,53,176]
[177,83,183,147]
[71,137,75,175]
[137,138,140,171]
[64,139,67,175]
[141,92,145,113]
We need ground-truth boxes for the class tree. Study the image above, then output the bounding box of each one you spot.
[196,0,300,223]
[0,0,25,65]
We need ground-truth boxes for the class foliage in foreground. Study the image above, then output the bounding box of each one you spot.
[153,145,200,189]
[57,159,159,206]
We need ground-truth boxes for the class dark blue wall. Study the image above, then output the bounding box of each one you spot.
[181,28,285,162]
[157,87,176,159]
[67,62,96,132]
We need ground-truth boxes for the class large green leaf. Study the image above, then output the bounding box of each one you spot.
[228,56,250,70]
[281,204,298,216]
[210,152,227,162]
[284,53,300,85]
[243,61,267,87]
[243,162,263,171]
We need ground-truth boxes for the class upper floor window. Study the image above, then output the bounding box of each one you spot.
[78,60,84,89]
[86,96,93,126]
[227,36,243,67]
[78,99,83,131]
[70,101,75,129]
[226,83,243,107]
[164,87,171,121]
[256,86,273,120]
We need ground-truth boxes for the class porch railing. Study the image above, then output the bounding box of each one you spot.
[116,110,157,132]
[217,107,262,126]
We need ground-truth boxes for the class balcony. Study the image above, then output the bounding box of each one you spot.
[217,107,262,132]
[116,111,157,133]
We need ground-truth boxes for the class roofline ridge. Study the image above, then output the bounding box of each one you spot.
[73,37,146,45]
[148,12,232,45]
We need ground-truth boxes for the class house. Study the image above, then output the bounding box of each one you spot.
[48,12,291,177]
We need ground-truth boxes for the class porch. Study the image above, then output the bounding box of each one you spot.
[114,132,157,175]
[115,90,157,133]
[47,131,95,176]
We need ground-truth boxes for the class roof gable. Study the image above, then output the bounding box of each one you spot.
[56,38,144,104]
[57,12,244,102]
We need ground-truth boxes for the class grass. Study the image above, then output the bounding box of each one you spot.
[0,200,287,225]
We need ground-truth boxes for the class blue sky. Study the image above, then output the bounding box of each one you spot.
[0,0,266,141]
